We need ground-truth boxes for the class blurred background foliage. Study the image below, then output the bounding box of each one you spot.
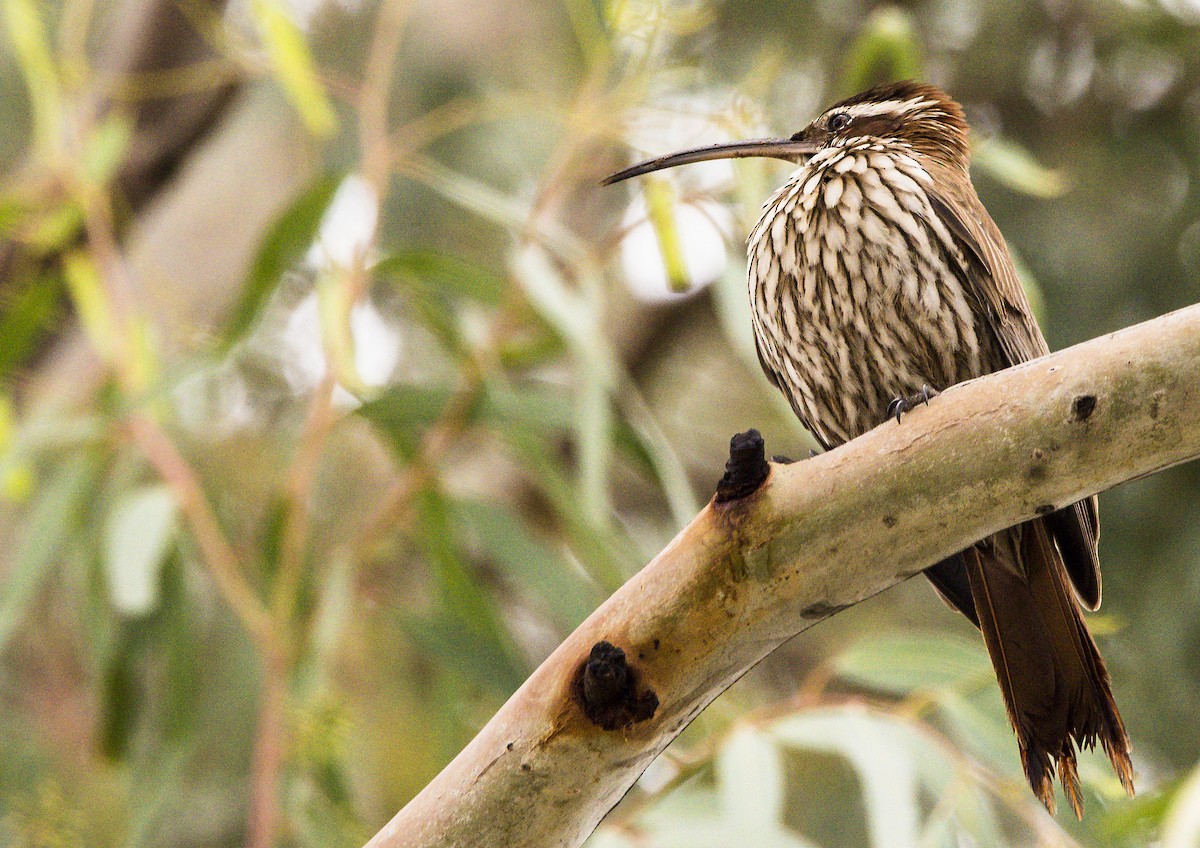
[0,0,1199,846]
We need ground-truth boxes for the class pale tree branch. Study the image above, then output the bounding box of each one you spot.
[366,303,1200,848]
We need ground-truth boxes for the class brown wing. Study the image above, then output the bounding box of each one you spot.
[927,173,1102,609]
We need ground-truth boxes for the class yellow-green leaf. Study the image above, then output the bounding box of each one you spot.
[841,7,923,94]
[3,0,62,158]
[973,135,1068,198]
[643,177,690,293]
[82,115,133,186]
[62,250,118,361]
[251,0,337,138]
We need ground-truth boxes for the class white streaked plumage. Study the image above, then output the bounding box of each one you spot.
[747,138,989,446]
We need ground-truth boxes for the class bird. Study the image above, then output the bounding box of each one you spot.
[604,80,1133,817]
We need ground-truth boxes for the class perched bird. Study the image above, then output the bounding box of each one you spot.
[605,81,1133,816]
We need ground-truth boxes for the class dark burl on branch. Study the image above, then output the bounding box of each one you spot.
[576,641,658,731]
[714,429,770,502]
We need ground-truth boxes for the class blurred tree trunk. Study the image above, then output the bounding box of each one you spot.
[5,0,237,364]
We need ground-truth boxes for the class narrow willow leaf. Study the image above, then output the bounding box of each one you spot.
[934,691,1022,780]
[973,136,1067,198]
[833,631,991,696]
[376,249,506,359]
[576,370,612,526]
[63,250,118,361]
[500,425,634,591]
[841,7,923,94]
[316,268,364,392]
[375,249,504,306]
[0,272,62,383]
[0,453,102,651]
[717,727,786,828]
[510,243,615,524]
[82,115,133,186]
[355,383,455,460]
[0,394,30,501]
[771,708,920,848]
[403,609,526,696]
[483,378,574,432]
[413,489,527,691]
[27,200,83,252]
[220,175,340,352]
[2,0,62,157]
[450,498,600,631]
[643,176,690,292]
[1162,760,1200,848]
[1010,245,1047,325]
[103,485,178,616]
[616,381,700,526]
[250,0,337,137]
[119,742,190,848]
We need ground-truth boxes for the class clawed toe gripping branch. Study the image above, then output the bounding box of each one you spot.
[886,384,939,424]
[364,305,1200,848]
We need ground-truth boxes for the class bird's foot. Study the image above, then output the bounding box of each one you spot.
[885,385,939,424]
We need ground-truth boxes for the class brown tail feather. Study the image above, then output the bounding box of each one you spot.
[962,520,1133,817]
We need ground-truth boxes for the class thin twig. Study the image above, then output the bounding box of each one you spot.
[352,359,485,555]
[246,645,291,848]
[272,371,338,620]
[126,413,274,650]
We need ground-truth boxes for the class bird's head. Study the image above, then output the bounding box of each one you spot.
[603,81,970,185]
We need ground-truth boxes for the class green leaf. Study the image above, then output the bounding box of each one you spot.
[64,250,122,363]
[356,383,456,460]
[0,452,103,651]
[483,378,575,432]
[833,631,991,696]
[413,488,527,692]
[450,498,601,631]
[0,271,62,382]
[404,611,525,696]
[103,484,178,616]
[643,177,690,292]
[375,249,506,358]
[1162,760,1200,848]
[0,193,31,236]
[770,708,920,848]
[973,136,1067,198]
[717,727,786,828]
[500,425,634,592]
[375,249,504,306]
[100,557,198,764]
[220,174,341,352]
[250,0,337,138]
[3,0,62,158]
[841,7,923,94]
[356,378,575,462]
[0,394,32,501]
[27,199,83,252]
[934,690,1022,780]
[82,115,133,186]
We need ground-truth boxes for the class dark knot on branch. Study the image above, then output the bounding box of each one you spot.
[577,641,658,731]
[714,429,770,503]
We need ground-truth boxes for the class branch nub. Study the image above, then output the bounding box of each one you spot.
[715,429,770,502]
[577,641,658,731]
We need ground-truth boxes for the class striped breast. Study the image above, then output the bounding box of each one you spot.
[747,139,996,446]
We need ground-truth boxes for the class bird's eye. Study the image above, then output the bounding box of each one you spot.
[827,112,851,132]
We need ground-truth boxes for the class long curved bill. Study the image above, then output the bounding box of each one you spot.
[602,137,820,185]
